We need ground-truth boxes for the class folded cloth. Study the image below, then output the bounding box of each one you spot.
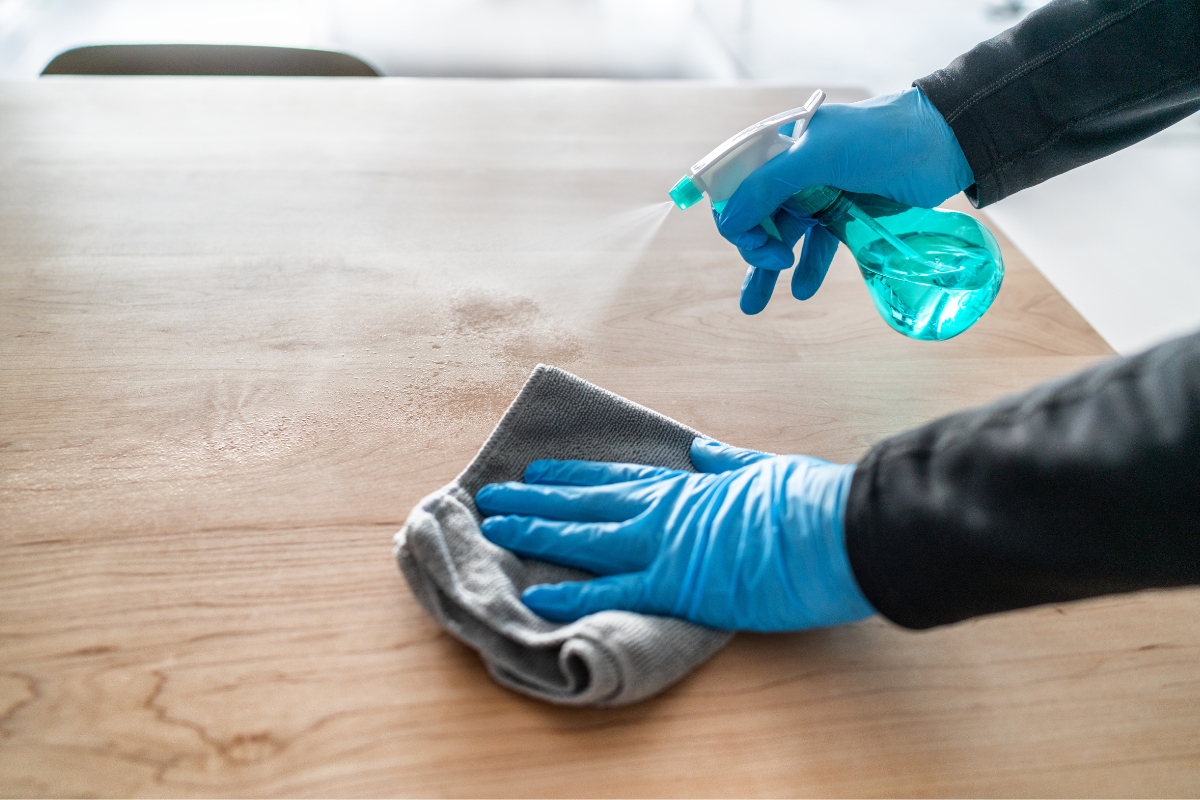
[394,364,734,706]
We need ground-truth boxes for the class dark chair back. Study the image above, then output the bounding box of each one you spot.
[42,44,379,76]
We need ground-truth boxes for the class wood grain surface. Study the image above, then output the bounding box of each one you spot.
[1,78,1197,797]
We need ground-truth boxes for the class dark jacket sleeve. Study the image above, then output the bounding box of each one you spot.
[914,0,1200,207]
[844,330,1200,630]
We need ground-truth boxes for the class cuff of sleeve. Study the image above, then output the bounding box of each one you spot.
[825,463,877,625]
[913,75,1005,208]
[843,446,931,630]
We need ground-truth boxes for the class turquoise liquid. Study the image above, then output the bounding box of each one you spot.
[791,187,1004,341]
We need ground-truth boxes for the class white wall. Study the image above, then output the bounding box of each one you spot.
[984,117,1200,355]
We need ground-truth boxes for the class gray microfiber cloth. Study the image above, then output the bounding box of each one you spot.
[394,364,734,706]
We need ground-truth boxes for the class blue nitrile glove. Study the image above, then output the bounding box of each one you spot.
[717,87,974,314]
[474,437,875,632]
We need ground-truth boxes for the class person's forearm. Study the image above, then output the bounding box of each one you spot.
[844,330,1200,630]
[915,0,1200,207]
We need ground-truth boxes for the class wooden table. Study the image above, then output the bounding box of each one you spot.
[2,78,1197,797]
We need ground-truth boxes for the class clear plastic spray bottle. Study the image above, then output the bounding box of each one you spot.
[669,90,1003,341]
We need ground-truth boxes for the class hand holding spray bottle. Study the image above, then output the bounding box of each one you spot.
[669,90,1004,341]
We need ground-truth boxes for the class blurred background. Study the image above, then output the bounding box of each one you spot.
[0,0,1046,86]
[1,0,1197,354]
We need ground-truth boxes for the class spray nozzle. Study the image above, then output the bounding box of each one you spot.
[669,175,704,210]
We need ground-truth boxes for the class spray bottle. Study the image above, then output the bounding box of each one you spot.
[669,90,1004,341]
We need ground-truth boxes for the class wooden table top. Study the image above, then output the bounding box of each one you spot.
[2,78,1197,797]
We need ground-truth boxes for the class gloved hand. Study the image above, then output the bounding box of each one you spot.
[474,437,875,632]
[717,87,975,314]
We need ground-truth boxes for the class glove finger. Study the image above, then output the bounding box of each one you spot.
[713,208,769,250]
[690,437,773,473]
[739,266,780,316]
[774,204,816,247]
[730,225,769,251]
[480,515,654,575]
[475,480,648,523]
[521,574,645,622]
[791,224,839,301]
[737,237,794,271]
[525,459,678,487]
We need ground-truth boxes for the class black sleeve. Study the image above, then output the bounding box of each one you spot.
[844,330,1200,630]
[914,0,1200,207]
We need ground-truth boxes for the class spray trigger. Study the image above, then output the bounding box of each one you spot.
[669,90,825,212]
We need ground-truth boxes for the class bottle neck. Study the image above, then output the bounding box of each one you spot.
[790,184,849,221]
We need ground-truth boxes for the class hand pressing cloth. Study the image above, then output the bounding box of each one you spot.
[394,365,733,706]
